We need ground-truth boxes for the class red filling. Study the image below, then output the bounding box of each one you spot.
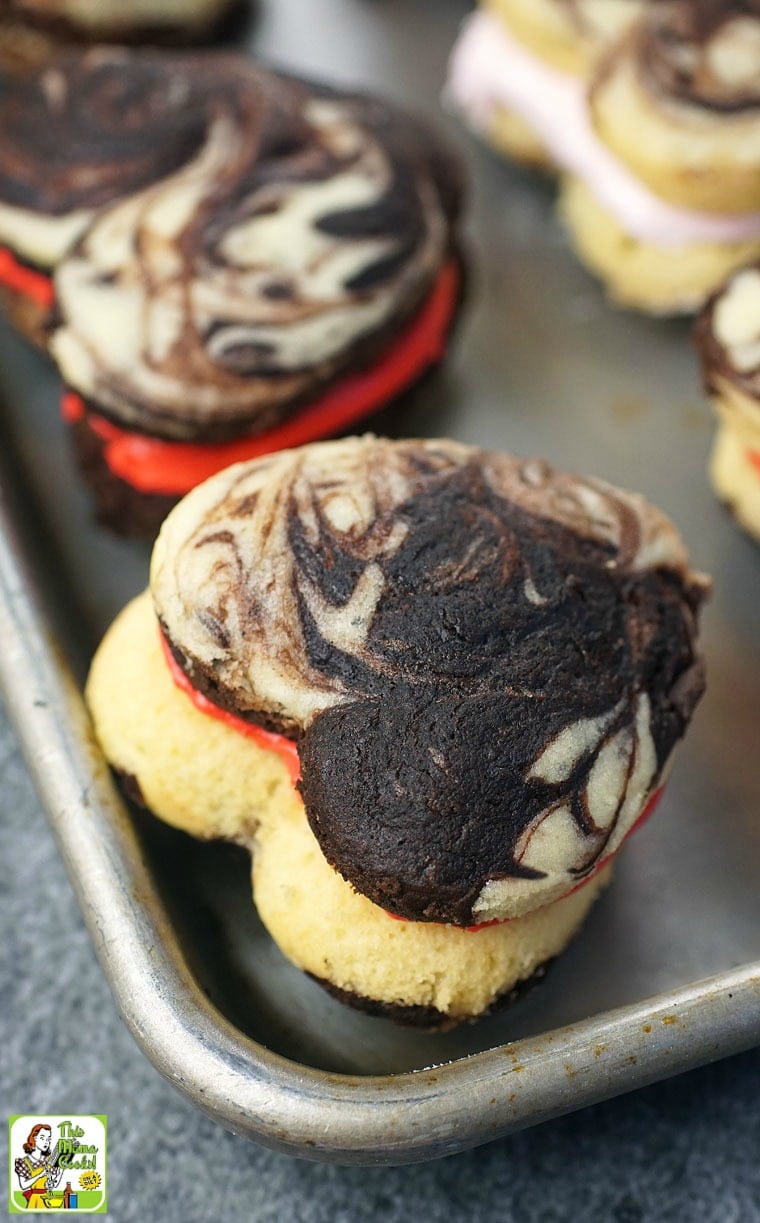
[747,448,760,477]
[161,617,666,933]
[161,618,666,933]
[159,629,301,783]
[0,246,54,310]
[61,260,460,497]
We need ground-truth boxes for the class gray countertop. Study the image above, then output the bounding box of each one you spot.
[3,698,760,1221]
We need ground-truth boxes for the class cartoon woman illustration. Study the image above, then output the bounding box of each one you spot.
[14,1124,61,1208]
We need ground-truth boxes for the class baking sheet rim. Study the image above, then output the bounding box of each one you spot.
[0,468,758,1166]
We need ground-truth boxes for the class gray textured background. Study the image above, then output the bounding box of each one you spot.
[3,704,760,1221]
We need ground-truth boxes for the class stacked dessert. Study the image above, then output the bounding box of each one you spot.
[448,0,760,314]
[0,50,464,533]
[447,0,646,170]
[87,436,709,1027]
[0,8,718,1039]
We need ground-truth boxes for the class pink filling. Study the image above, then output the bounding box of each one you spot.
[446,12,760,248]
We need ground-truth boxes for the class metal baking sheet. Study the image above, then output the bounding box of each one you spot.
[1,0,759,1166]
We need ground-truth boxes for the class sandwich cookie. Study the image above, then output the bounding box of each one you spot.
[87,436,709,1027]
[448,0,760,314]
[50,60,464,535]
[562,0,760,313]
[446,0,646,170]
[695,263,760,541]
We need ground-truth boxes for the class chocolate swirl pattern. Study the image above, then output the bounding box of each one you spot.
[593,0,760,122]
[638,0,760,112]
[0,48,219,266]
[50,65,459,442]
[697,263,760,395]
[152,437,708,924]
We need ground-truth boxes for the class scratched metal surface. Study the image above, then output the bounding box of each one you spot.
[0,0,758,1163]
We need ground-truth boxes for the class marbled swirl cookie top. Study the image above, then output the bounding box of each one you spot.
[696,263,760,402]
[630,0,760,113]
[49,60,460,441]
[152,437,708,924]
[0,48,220,266]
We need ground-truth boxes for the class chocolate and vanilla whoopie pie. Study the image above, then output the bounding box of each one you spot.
[0,48,225,348]
[695,262,760,542]
[86,436,709,1029]
[45,55,464,536]
[0,0,245,75]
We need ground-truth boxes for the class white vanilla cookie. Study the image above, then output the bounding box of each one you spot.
[559,177,760,315]
[87,591,613,1026]
[88,436,709,1026]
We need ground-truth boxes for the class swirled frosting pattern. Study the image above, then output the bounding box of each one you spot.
[0,48,220,266]
[696,262,760,398]
[634,0,760,112]
[50,59,460,441]
[151,436,708,924]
